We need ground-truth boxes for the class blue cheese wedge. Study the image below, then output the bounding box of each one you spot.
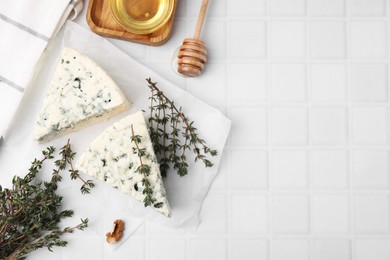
[76,111,171,217]
[33,47,129,143]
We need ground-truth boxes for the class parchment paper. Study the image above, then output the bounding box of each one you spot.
[0,22,231,249]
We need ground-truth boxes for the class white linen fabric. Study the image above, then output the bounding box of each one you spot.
[0,0,83,140]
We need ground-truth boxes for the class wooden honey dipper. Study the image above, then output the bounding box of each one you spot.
[177,0,209,77]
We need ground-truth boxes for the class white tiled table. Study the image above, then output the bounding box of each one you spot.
[31,0,390,259]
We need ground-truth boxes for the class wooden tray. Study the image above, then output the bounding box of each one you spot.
[86,0,177,46]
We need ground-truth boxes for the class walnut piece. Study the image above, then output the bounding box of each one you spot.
[106,219,125,244]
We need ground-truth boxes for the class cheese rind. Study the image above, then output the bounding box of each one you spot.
[33,47,129,143]
[76,111,171,217]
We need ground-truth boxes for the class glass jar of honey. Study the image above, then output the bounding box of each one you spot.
[109,0,175,35]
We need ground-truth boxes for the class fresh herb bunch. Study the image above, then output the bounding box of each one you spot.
[130,125,163,209]
[146,78,217,177]
[0,143,88,260]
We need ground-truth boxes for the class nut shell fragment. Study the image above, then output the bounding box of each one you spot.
[106,219,125,244]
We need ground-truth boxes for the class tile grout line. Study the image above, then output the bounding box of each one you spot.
[122,233,390,239]
[306,0,314,258]
[184,8,191,257]
[173,58,390,63]
[385,4,390,260]
[219,16,390,21]
[225,1,233,260]
[345,1,356,259]
[218,102,390,109]
[386,0,390,205]
[305,1,315,259]
[264,1,274,259]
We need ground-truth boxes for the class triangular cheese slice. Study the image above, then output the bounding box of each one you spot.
[76,111,171,217]
[33,47,129,143]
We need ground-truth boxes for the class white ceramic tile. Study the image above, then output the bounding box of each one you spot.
[149,19,187,60]
[187,0,227,17]
[196,194,227,234]
[230,63,267,102]
[308,0,345,16]
[310,64,347,102]
[356,239,390,260]
[271,150,308,189]
[148,239,186,260]
[350,21,387,59]
[354,194,390,234]
[311,150,349,189]
[188,19,227,60]
[271,107,308,145]
[231,194,268,234]
[352,106,388,145]
[147,223,186,236]
[311,106,348,145]
[269,0,306,16]
[311,194,349,234]
[270,63,306,102]
[269,21,306,59]
[230,20,266,59]
[231,239,268,260]
[310,21,346,58]
[272,239,310,260]
[188,63,227,104]
[229,0,266,16]
[312,239,351,260]
[272,195,309,234]
[348,0,386,16]
[353,150,390,189]
[230,149,268,190]
[229,107,268,146]
[350,64,388,102]
[190,239,227,260]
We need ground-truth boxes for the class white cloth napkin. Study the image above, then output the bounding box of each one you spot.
[0,0,84,141]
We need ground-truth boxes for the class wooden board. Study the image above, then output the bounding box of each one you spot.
[86,0,176,46]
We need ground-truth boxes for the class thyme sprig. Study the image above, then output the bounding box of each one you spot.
[130,125,162,209]
[0,143,88,259]
[58,140,94,194]
[146,78,217,177]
